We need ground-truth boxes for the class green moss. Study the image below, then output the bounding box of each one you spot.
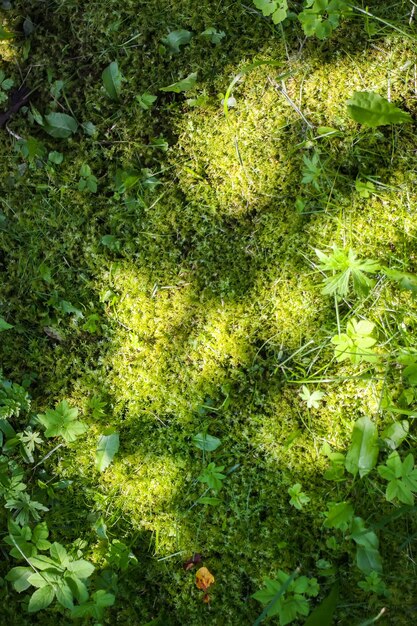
[1,0,417,624]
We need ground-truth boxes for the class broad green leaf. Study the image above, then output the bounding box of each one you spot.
[44,113,78,139]
[345,416,379,478]
[0,316,13,332]
[94,589,116,608]
[5,566,32,592]
[28,585,55,612]
[66,575,89,603]
[304,584,339,626]
[102,61,123,100]
[32,522,51,550]
[323,501,354,530]
[381,421,409,450]
[50,542,69,566]
[383,267,417,295]
[48,151,64,165]
[351,519,383,575]
[162,30,192,54]
[192,432,222,451]
[160,72,197,93]
[356,544,383,574]
[66,558,95,579]
[95,432,119,471]
[347,91,412,127]
[55,579,74,609]
[0,25,14,40]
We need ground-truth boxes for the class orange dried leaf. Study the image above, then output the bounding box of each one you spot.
[195,567,215,591]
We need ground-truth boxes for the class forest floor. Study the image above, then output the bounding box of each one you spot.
[1,1,417,624]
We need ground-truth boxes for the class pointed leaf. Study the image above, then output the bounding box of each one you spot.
[5,566,32,592]
[345,416,379,478]
[102,61,123,100]
[95,432,119,472]
[44,113,78,139]
[160,72,197,93]
[28,585,55,612]
[347,91,412,127]
[304,585,339,626]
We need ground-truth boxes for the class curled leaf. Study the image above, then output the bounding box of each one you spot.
[183,553,202,571]
[195,566,214,591]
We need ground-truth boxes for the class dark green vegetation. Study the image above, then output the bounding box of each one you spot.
[1,0,417,623]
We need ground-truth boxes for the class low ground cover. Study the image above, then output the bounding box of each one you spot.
[1,1,417,624]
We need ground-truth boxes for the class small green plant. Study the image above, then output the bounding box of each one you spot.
[377,452,417,505]
[197,462,226,492]
[299,385,325,409]
[252,0,288,24]
[36,400,88,442]
[253,571,319,625]
[331,318,378,364]
[315,246,380,298]
[298,0,350,39]
[301,152,323,191]
[6,537,95,612]
[136,92,157,110]
[0,69,14,104]
[358,571,388,596]
[288,483,310,510]
[355,178,376,198]
[78,164,98,193]
[200,27,226,44]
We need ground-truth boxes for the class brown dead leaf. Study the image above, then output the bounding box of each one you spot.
[195,567,214,591]
[183,553,202,571]
[202,593,210,604]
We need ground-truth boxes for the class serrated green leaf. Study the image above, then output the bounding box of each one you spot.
[95,432,119,472]
[5,566,32,592]
[347,91,412,127]
[28,585,55,612]
[345,416,379,478]
[323,501,354,530]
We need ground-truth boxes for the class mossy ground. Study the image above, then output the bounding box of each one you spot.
[1,1,417,624]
